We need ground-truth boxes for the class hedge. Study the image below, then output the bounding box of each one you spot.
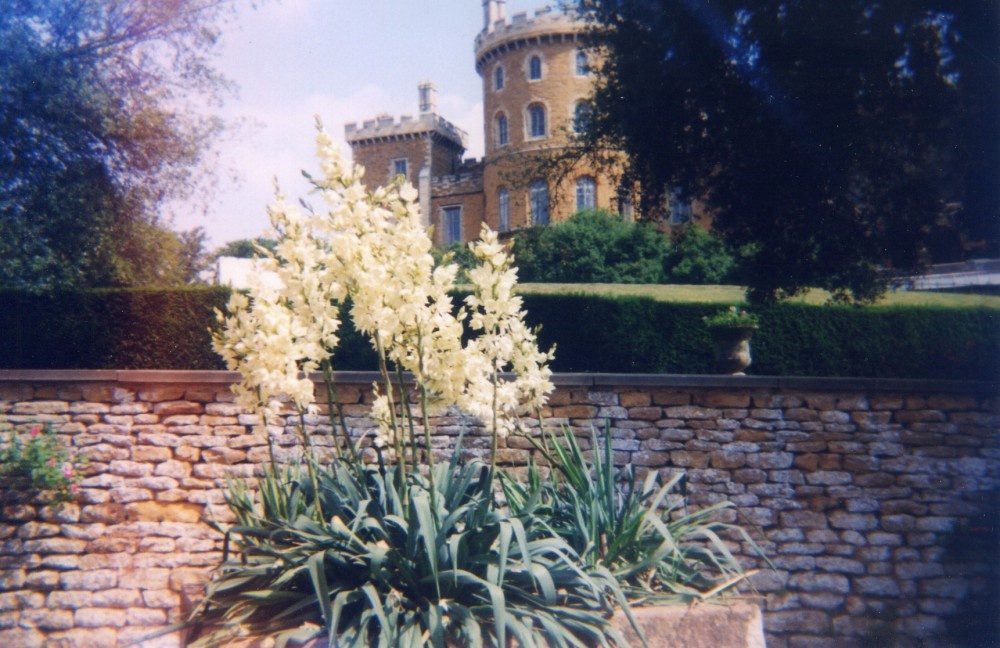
[1,289,997,380]
[0,288,231,370]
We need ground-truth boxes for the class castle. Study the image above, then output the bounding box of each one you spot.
[345,1,635,246]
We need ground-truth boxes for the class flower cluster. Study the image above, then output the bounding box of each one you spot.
[703,306,760,329]
[213,124,553,453]
[0,423,84,505]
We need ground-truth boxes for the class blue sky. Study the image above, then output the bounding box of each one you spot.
[171,0,545,249]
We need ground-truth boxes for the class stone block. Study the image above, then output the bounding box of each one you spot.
[22,607,75,630]
[91,588,142,608]
[815,556,865,575]
[828,512,877,531]
[765,610,831,634]
[788,573,850,594]
[46,590,93,609]
[855,576,901,597]
[22,537,87,554]
[59,569,117,591]
[614,601,766,648]
[142,588,181,609]
[109,460,153,477]
[125,607,167,626]
[110,488,153,504]
[132,446,172,462]
[74,607,128,628]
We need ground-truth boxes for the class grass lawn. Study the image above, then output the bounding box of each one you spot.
[514,283,1000,309]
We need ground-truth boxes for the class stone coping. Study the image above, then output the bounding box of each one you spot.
[0,369,995,395]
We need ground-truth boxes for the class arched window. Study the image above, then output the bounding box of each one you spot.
[496,113,509,146]
[498,187,510,232]
[576,176,596,211]
[527,104,546,139]
[494,66,504,91]
[529,55,542,80]
[573,101,592,134]
[529,181,549,226]
[575,50,588,76]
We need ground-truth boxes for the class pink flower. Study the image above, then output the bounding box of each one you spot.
[30,427,41,438]
[62,464,74,479]
[70,485,79,494]
[48,458,57,467]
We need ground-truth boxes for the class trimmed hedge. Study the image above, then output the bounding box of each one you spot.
[0,288,231,370]
[1,289,997,380]
[520,295,999,380]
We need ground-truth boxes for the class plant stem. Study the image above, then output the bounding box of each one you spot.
[374,332,407,494]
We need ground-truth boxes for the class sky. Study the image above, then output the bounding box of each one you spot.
[169,0,547,249]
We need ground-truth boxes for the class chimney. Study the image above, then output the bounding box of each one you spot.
[482,0,506,31]
[418,81,437,115]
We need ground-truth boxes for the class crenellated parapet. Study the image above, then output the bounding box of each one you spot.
[345,112,468,149]
[474,6,585,72]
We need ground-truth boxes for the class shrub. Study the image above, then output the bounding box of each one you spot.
[502,428,762,602]
[0,422,85,505]
[511,209,669,284]
[663,224,740,285]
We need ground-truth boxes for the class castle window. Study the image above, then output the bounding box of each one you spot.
[527,104,546,139]
[494,66,504,91]
[392,158,408,180]
[442,205,462,244]
[618,186,635,221]
[529,180,549,225]
[496,113,509,146]
[576,176,596,211]
[529,55,542,80]
[575,50,588,76]
[573,101,592,134]
[667,189,692,225]
[498,187,510,231]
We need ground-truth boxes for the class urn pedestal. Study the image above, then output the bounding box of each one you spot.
[709,326,757,375]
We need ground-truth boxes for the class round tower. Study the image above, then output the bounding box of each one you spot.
[475,4,619,232]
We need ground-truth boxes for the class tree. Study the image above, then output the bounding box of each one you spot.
[574,0,999,301]
[664,224,739,285]
[0,0,244,291]
[212,238,279,260]
[511,209,669,283]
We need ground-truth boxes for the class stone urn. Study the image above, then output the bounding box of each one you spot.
[709,325,756,375]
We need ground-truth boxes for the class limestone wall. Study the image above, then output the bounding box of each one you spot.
[0,371,996,647]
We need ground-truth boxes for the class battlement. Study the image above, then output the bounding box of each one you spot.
[474,5,584,69]
[344,112,468,149]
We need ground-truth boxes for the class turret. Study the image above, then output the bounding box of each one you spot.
[482,0,506,32]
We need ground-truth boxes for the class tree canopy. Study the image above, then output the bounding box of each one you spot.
[1,0,243,291]
[575,0,999,301]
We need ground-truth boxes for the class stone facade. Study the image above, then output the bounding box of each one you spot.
[0,370,997,647]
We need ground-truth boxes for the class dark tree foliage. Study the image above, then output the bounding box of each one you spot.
[0,0,243,291]
[575,0,999,301]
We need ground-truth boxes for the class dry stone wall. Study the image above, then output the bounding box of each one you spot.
[0,370,996,648]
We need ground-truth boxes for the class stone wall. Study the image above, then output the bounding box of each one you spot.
[0,370,996,647]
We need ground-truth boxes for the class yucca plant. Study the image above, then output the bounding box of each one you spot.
[188,444,631,648]
[502,427,763,603]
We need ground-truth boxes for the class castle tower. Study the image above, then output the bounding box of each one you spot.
[475,5,622,232]
[345,84,469,229]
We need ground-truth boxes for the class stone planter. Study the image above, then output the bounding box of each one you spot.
[708,325,757,375]
[614,600,765,647]
[222,600,766,648]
